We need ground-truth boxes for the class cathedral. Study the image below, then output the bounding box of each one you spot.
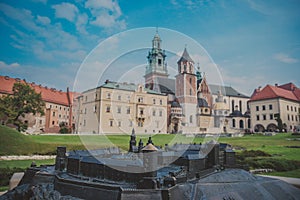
[145,32,250,134]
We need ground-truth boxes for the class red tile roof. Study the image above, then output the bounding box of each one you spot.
[250,83,300,102]
[0,75,72,106]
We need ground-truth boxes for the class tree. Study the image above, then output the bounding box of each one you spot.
[274,113,283,132]
[0,82,45,132]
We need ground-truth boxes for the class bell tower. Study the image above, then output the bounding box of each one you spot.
[144,31,168,88]
[175,47,197,127]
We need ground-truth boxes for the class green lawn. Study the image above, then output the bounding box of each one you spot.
[1,125,300,179]
[0,159,55,169]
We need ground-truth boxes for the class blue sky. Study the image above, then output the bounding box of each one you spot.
[0,0,299,95]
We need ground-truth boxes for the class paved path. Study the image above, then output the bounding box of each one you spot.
[0,155,56,161]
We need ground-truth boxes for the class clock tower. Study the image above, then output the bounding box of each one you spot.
[144,32,168,87]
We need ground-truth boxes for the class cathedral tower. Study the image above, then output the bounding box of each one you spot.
[175,47,197,127]
[144,31,168,87]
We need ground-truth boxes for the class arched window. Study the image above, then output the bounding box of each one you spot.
[239,120,244,129]
[231,100,235,113]
[232,119,236,128]
[190,115,193,123]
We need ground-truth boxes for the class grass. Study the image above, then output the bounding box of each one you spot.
[0,159,55,169]
[1,125,300,179]
[262,169,300,178]
[0,186,8,192]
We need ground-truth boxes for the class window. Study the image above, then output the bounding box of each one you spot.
[118,121,121,127]
[189,89,192,95]
[158,59,162,65]
[127,107,131,114]
[53,112,55,117]
[152,110,156,116]
[263,115,266,120]
[52,121,55,125]
[190,115,193,123]
[160,99,162,105]
[156,121,159,128]
[295,107,297,112]
[270,114,273,120]
[288,114,290,121]
[256,115,260,121]
[138,121,143,127]
[292,115,294,121]
[107,93,111,99]
[153,99,156,104]
[109,120,113,127]
[84,108,87,114]
[296,116,298,122]
[39,120,42,124]
[262,105,266,111]
[256,106,259,111]
[138,97,143,103]
[60,107,62,110]
[232,119,236,127]
[159,110,162,117]
[232,100,235,112]
[140,109,144,115]
[59,114,61,118]
[117,107,121,114]
[291,106,293,111]
[106,106,111,113]
[85,96,88,102]
[94,105,97,113]
[118,95,121,100]
[83,120,86,126]
[287,105,289,111]
[239,120,244,129]
[129,120,133,127]
[189,78,192,84]
[269,104,273,110]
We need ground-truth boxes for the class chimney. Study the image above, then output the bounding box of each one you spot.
[275,83,278,87]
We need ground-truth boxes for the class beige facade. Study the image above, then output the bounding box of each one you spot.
[249,98,300,132]
[76,82,168,134]
[0,76,75,134]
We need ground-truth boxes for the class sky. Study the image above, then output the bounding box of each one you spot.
[0,0,299,95]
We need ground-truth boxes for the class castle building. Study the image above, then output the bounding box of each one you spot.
[76,81,168,134]
[249,83,300,132]
[0,75,76,133]
[145,32,249,134]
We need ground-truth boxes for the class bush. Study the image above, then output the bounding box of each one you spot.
[245,158,300,172]
[0,167,24,187]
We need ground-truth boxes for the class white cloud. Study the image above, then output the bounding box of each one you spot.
[76,13,88,34]
[0,61,20,68]
[36,15,51,25]
[273,53,298,64]
[52,2,79,22]
[31,0,47,4]
[85,0,126,31]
